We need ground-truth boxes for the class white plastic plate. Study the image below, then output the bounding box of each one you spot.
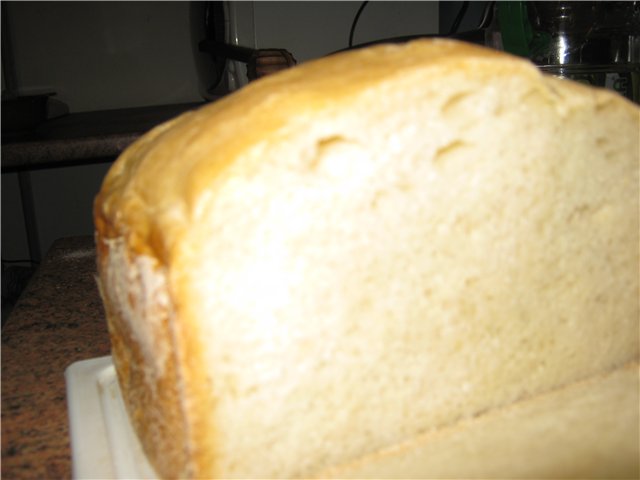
[65,356,158,479]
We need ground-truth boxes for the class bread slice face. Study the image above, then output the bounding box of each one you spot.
[320,362,640,479]
[94,39,640,478]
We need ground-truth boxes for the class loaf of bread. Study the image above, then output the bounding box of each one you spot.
[94,39,639,479]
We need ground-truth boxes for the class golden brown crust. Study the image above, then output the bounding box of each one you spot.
[95,38,638,264]
[95,238,193,478]
[96,229,220,478]
[94,40,534,263]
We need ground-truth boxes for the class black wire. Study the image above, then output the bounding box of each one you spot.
[478,1,495,30]
[349,1,369,48]
[449,1,470,35]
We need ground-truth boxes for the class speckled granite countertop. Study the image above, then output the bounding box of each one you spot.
[2,102,205,172]
[1,236,109,478]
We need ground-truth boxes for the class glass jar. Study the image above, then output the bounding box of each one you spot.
[493,1,640,103]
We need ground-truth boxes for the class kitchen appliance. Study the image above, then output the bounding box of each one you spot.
[494,1,639,103]
[191,1,300,101]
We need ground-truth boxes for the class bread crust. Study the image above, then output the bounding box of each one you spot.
[96,237,192,477]
[93,40,536,263]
